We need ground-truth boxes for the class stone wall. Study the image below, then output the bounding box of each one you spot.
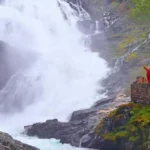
[131,76,150,104]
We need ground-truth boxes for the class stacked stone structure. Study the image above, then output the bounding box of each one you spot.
[131,76,150,104]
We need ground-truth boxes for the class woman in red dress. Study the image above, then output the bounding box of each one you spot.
[144,66,150,83]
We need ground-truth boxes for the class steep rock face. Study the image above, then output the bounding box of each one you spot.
[0,131,39,150]
[68,0,105,19]
[82,103,150,150]
[89,2,150,97]
[25,119,89,146]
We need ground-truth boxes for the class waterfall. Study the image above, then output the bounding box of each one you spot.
[67,0,90,20]
[0,0,108,149]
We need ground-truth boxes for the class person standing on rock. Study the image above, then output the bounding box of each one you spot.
[143,66,150,83]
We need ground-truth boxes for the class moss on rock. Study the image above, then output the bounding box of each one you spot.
[95,103,150,150]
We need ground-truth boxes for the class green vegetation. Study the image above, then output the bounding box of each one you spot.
[93,1,150,148]
[95,103,150,149]
[108,0,150,22]
[109,0,150,57]
[117,34,136,51]
[129,0,150,23]
[124,52,138,62]
[105,1,150,99]
[111,25,150,58]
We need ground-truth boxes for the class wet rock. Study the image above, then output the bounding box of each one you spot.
[24,94,130,147]
[24,88,131,148]
[101,70,127,96]
[68,0,105,19]
[91,33,104,42]
[76,20,95,34]
[80,104,132,150]
[82,103,150,150]
[25,119,88,147]
[92,97,114,108]
[24,97,117,147]
[0,131,39,150]
[81,134,118,150]
[103,12,120,28]
[70,109,96,121]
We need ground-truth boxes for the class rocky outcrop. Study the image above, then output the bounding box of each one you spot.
[24,96,130,147]
[82,103,150,150]
[0,131,39,150]
[25,118,89,147]
[24,107,105,147]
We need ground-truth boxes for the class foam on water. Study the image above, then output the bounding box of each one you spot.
[13,133,90,150]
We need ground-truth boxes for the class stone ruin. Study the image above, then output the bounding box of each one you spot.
[131,76,150,104]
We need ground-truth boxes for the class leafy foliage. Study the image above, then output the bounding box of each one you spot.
[129,0,150,23]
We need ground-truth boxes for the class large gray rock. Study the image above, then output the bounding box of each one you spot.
[24,97,115,147]
[80,104,138,150]
[25,118,88,147]
[0,131,39,150]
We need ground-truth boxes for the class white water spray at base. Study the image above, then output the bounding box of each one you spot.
[0,0,108,149]
[14,134,90,150]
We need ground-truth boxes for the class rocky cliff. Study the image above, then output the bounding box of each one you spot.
[77,0,150,97]
[81,0,150,149]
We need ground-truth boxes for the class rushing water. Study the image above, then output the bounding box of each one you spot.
[0,0,108,149]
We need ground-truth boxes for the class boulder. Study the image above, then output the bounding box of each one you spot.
[0,131,39,150]
[25,119,88,147]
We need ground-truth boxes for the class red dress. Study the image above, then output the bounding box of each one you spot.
[144,66,150,83]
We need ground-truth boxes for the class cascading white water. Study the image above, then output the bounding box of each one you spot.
[0,0,108,149]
